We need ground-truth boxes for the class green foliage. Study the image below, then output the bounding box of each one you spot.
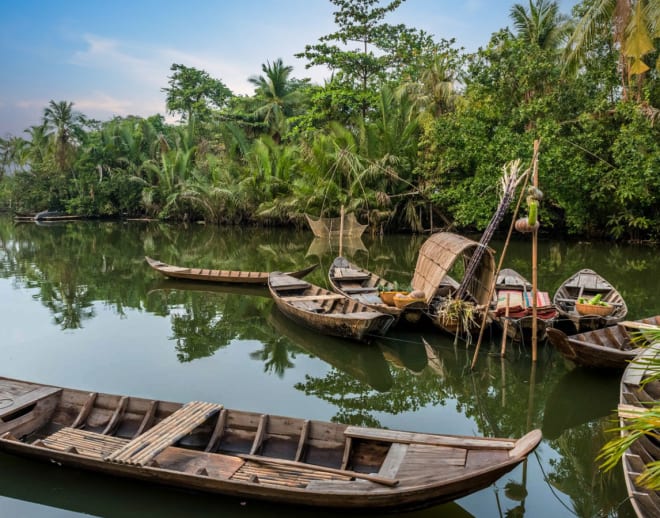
[162,64,233,124]
[0,1,658,240]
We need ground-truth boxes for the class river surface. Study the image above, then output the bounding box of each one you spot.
[1,216,659,518]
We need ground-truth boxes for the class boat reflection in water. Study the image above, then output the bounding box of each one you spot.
[267,306,393,393]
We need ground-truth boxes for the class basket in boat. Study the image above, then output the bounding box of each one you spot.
[380,291,408,306]
[392,293,426,309]
[575,302,613,316]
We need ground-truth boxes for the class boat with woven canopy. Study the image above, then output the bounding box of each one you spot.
[0,376,542,512]
[410,232,496,336]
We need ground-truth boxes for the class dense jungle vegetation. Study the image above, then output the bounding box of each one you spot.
[1,0,659,241]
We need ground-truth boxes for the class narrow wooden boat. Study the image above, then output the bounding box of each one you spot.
[546,316,660,369]
[328,256,425,324]
[553,268,628,332]
[493,268,558,342]
[0,376,542,511]
[618,344,660,518]
[145,256,318,285]
[268,272,395,342]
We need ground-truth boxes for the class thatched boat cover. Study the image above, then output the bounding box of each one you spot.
[305,213,367,238]
[411,232,495,305]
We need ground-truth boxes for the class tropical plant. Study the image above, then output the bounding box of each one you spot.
[248,58,306,144]
[564,0,660,100]
[42,100,87,173]
[509,0,571,50]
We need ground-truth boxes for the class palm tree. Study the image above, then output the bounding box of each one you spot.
[42,100,85,172]
[509,0,569,50]
[248,58,304,144]
[564,0,659,98]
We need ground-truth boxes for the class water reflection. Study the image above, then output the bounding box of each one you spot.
[2,216,659,517]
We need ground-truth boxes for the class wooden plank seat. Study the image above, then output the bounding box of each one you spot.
[0,386,62,420]
[41,427,128,458]
[289,300,324,313]
[344,426,515,450]
[105,401,222,466]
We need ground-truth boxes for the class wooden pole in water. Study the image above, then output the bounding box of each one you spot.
[339,205,345,257]
[500,293,510,356]
[531,140,540,362]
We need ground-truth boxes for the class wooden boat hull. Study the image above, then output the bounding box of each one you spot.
[546,316,660,369]
[493,268,558,342]
[553,268,628,333]
[269,272,395,342]
[329,256,423,323]
[619,344,660,518]
[0,377,542,511]
[145,257,317,285]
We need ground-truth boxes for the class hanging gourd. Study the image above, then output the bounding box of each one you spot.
[515,186,543,233]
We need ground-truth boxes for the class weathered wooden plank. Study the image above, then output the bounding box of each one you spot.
[344,426,515,450]
[0,386,61,420]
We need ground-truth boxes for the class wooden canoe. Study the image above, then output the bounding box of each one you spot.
[553,268,628,333]
[328,256,425,324]
[0,376,543,511]
[618,344,660,518]
[145,256,318,285]
[546,316,660,370]
[493,268,558,342]
[268,272,395,342]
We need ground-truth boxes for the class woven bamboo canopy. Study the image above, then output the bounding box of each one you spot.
[411,232,496,306]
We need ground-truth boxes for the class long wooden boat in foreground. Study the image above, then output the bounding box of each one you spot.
[0,377,542,511]
[553,268,628,333]
[493,268,558,342]
[145,256,318,285]
[546,316,660,369]
[618,344,660,518]
[328,256,425,324]
[268,272,395,342]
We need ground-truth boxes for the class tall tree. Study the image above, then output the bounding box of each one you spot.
[509,0,570,49]
[248,58,305,143]
[162,64,233,124]
[297,0,413,119]
[564,0,660,99]
[42,100,85,172]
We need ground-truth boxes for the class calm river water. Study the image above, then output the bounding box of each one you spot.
[1,216,659,518]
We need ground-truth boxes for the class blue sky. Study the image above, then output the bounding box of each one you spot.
[0,0,578,137]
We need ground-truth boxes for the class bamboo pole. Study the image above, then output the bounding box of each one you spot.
[531,140,540,362]
[500,293,510,356]
[339,205,345,257]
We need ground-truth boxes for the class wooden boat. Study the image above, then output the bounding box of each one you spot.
[618,344,660,518]
[145,256,318,285]
[411,232,496,336]
[0,376,543,511]
[546,316,660,370]
[268,272,395,342]
[328,256,425,324]
[493,268,558,342]
[553,268,628,332]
